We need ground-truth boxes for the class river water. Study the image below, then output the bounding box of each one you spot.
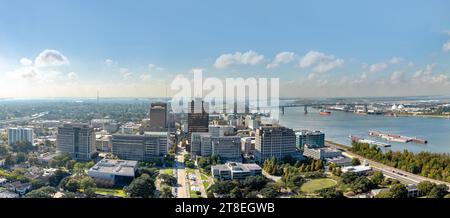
[279,107,450,154]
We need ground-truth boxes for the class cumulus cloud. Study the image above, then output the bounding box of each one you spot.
[298,51,344,73]
[369,62,388,72]
[67,72,78,81]
[214,50,264,69]
[34,49,69,67]
[413,64,448,84]
[389,57,403,64]
[266,51,295,69]
[105,59,114,66]
[120,68,133,79]
[148,64,164,71]
[17,67,38,79]
[390,71,405,84]
[443,41,450,52]
[20,57,33,66]
[140,74,151,81]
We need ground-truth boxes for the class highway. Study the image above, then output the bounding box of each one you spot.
[326,141,450,188]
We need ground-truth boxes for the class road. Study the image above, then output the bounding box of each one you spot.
[326,141,450,188]
[174,142,189,198]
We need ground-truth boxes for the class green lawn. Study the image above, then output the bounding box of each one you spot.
[300,178,337,193]
[91,188,127,197]
[186,168,195,175]
[161,168,174,175]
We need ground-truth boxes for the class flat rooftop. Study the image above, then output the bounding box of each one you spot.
[89,159,137,177]
[212,162,262,172]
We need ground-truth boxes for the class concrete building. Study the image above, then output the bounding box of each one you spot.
[302,144,342,160]
[149,102,167,131]
[211,162,262,180]
[295,130,325,150]
[88,159,137,187]
[341,165,372,175]
[211,136,242,162]
[209,125,235,137]
[112,133,168,161]
[254,125,297,162]
[245,115,261,130]
[190,132,211,157]
[325,156,353,166]
[90,119,119,133]
[56,124,96,161]
[95,134,112,152]
[7,127,34,145]
[188,99,209,134]
[241,137,255,156]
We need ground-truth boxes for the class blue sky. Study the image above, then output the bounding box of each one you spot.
[0,0,450,97]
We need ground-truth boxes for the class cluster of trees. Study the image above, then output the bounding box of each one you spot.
[350,142,450,182]
[208,176,279,198]
[197,155,221,173]
[340,172,377,194]
[375,184,409,198]
[317,187,344,198]
[125,173,157,198]
[159,174,177,186]
[183,154,195,168]
[263,157,324,176]
[417,181,449,198]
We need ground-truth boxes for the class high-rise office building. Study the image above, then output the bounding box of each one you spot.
[56,124,96,161]
[208,125,235,137]
[188,99,209,134]
[149,102,167,131]
[112,132,168,161]
[295,130,325,150]
[190,132,211,157]
[7,127,34,145]
[211,136,242,162]
[254,125,296,162]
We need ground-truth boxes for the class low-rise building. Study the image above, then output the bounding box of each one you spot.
[325,156,353,166]
[88,159,137,187]
[7,181,31,195]
[303,145,342,160]
[341,165,372,175]
[211,162,262,180]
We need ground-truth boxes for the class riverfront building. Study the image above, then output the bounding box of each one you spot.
[56,123,96,161]
[302,144,342,160]
[254,125,297,162]
[295,130,325,150]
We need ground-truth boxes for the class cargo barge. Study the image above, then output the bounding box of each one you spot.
[369,131,428,144]
[350,135,391,147]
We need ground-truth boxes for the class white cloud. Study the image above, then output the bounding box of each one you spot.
[105,59,114,66]
[214,50,264,69]
[140,74,151,81]
[34,49,69,67]
[413,64,448,84]
[20,57,33,66]
[148,64,164,71]
[68,72,78,81]
[266,51,295,69]
[17,67,38,79]
[390,71,405,84]
[389,57,403,64]
[120,68,133,79]
[443,40,450,52]
[369,62,388,72]
[298,51,344,73]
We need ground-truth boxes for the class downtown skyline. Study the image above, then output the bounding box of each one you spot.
[1,0,450,98]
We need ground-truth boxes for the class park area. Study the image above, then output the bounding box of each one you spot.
[300,178,337,193]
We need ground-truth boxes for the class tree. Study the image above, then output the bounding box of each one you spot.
[242,176,268,191]
[318,187,344,198]
[428,184,448,198]
[160,174,177,187]
[26,186,56,198]
[341,172,359,184]
[351,158,361,166]
[260,185,279,198]
[125,174,156,198]
[230,187,243,198]
[351,177,374,194]
[48,169,70,187]
[80,177,96,189]
[389,184,408,198]
[286,175,305,192]
[417,181,435,196]
[160,186,174,198]
[84,188,97,198]
[371,171,384,186]
[64,178,80,192]
[31,179,45,190]
[62,192,78,198]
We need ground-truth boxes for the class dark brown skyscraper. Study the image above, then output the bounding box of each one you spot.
[188,99,209,134]
[149,102,167,131]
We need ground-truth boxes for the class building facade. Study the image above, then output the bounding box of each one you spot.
[56,124,96,161]
[112,133,168,161]
[295,130,325,150]
[149,102,167,131]
[188,100,209,134]
[211,136,242,162]
[254,125,297,162]
[211,162,262,180]
[7,127,34,146]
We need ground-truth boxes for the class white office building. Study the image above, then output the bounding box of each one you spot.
[7,127,34,145]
